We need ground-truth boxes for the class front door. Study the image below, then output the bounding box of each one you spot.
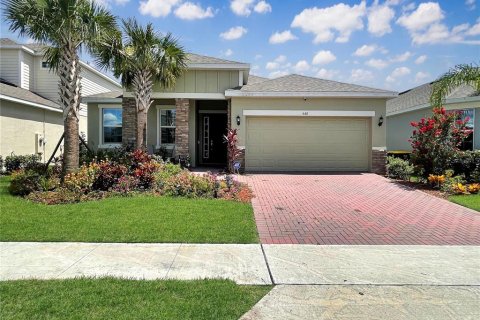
[200,113,227,165]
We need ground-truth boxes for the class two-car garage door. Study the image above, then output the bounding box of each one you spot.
[245,117,370,172]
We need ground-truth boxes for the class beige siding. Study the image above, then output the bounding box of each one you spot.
[153,70,239,93]
[0,99,62,161]
[230,97,387,149]
[0,49,20,86]
[387,102,480,151]
[33,56,58,102]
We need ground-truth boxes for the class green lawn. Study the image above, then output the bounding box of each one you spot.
[0,176,259,243]
[0,278,271,320]
[449,193,480,211]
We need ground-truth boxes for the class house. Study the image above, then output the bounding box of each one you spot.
[83,54,397,173]
[0,38,122,161]
[387,82,480,152]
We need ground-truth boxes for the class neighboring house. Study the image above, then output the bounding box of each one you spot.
[84,55,396,173]
[387,82,480,152]
[0,38,122,161]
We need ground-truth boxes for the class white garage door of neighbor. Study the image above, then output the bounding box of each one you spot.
[245,117,370,172]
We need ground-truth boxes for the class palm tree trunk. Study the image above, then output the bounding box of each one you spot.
[132,70,153,149]
[58,40,81,175]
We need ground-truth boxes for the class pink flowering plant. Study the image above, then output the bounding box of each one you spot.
[410,107,472,176]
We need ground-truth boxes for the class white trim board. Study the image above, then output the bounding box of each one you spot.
[243,110,376,117]
[124,92,226,100]
[0,94,62,113]
[226,90,397,98]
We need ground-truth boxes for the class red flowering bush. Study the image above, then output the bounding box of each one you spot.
[410,107,472,176]
[92,161,128,191]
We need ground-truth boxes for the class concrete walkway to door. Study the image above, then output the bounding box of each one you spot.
[239,173,480,245]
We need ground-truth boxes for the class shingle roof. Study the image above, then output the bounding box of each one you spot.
[247,75,268,85]
[237,74,395,94]
[0,78,61,110]
[83,91,123,99]
[386,82,478,115]
[0,38,18,45]
[186,53,247,65]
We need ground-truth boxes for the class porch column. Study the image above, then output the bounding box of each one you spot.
[122,97,137,148]
[175,98,189,157]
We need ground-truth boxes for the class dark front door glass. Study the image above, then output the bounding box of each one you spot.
[201,113,227,165]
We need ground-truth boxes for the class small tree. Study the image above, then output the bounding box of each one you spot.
[409,107,471,176]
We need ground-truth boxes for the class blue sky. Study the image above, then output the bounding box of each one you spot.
[2,0,479,91]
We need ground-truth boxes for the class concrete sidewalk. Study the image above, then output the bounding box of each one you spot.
[1,242,479,285]
[2,242,480,319]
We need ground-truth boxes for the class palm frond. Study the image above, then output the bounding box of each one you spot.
[430,63,480,108]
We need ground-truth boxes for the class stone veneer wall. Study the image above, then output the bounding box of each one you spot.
[122,97,137,148]
[175,98,189,157]
[372,149,387,175]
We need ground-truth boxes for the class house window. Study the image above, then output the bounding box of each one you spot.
[101,107,122,144]
[41,61,50,68]
[158,108,176,146]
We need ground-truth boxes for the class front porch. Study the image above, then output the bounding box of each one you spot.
[122,97,230,168]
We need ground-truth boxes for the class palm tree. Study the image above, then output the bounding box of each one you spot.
[4,0,117,175]
[430,63,480,108]
[95,18,187,149]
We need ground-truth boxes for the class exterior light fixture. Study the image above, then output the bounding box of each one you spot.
[236,115,241,126]
[378,115,384,127]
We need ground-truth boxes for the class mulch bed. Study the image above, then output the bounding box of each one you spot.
[390,179,449,199]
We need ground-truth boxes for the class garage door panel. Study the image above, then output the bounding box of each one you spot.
[246,117,369,172]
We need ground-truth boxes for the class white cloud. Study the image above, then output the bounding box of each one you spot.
[368,3,395,37]
[415,71,430,83]
[466,20,480,36]
[265,55,287,70]
[312,50,336,65]
[254,1,272,14]
[386,66,411,82]
[316,68,338,80]
[293,60,310,73]
[395,2,477,44]
[254,54,263,60]
[95,0,129,8]
[269,30,297,44]
[230,0,255,16]
[350,68,374,82]
[139,0,180,17]
[230,0,271,16]
[291,1,366,43]
[397,2,444,31]
[174,2,215,20]
[391,51,412,62]
[365,58,388,69]
[353,44,377,57]
[269,70,289,78]
[415,54,427,64]
[220,26,248,40]
[466,0,476,10]
[222,49,234,57]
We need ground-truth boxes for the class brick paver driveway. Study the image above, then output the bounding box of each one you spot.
[240,173,480,245]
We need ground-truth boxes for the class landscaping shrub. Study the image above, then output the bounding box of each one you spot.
[440,170,467,194]
[386,156,414,180]
[92,162,128,191]
[64,162,100,193]
[8,170,42,196]
[409,107,471,176]
[154,162,183,189]
[9,148,254,204]
[4,154,42,173]
[26,188,109,205]
[448,150,480,182]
